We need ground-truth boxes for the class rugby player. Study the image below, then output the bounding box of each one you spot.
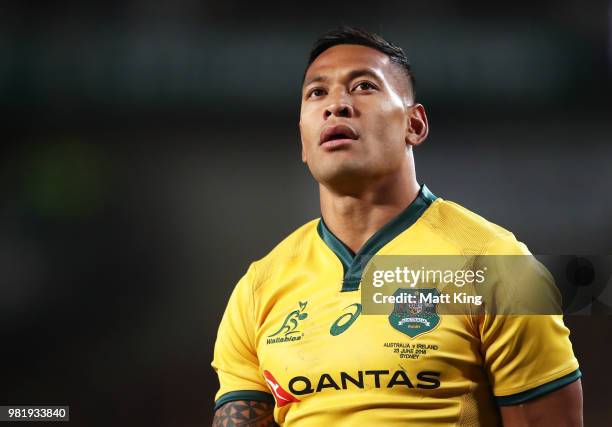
[211,27,582,426]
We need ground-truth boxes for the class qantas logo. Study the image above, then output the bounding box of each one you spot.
[262,369,440,404]
[287,369,441,395]
[263,370,300,407]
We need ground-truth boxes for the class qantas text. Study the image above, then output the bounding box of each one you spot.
[287,370,441,395]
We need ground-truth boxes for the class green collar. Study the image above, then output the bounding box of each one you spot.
[317,185,437,292]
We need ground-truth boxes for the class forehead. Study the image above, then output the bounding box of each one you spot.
[304,44,393,83]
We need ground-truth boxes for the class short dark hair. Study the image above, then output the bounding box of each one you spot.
[305,26,416,99]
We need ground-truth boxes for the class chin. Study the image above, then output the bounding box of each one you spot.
[316,163,378,190]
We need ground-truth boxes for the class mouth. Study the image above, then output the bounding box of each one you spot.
[319,124,359,147]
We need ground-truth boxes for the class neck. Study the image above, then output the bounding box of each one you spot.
[319,161,420,254]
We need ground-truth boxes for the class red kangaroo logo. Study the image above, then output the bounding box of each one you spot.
[263,370,300,407]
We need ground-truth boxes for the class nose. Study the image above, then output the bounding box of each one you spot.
[324,99,354,120]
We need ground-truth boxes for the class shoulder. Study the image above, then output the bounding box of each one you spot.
[421,197,530,255]
[248,218,321,289]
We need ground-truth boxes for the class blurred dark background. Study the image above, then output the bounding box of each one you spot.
[1,0,611,425]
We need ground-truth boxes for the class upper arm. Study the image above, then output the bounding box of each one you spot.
[213,400,278,427]
[211,266,275,415]
[500,379,583,427]
[479,238,582,409]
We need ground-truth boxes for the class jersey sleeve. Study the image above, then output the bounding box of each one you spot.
[478,236,581,405]
[211,264,273,410]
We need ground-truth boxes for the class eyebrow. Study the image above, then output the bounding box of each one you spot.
[302,68,383,90]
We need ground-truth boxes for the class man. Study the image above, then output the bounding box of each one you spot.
[211,27,582,426]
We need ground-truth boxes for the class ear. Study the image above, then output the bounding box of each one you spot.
[405,103,429,147]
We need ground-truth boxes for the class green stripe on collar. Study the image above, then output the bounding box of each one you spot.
[317,184,437,292]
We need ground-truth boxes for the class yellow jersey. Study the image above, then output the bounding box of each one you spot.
[211,185,580,426]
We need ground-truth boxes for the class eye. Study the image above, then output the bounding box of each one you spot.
[307,88,327,98]
[353,81,377,91]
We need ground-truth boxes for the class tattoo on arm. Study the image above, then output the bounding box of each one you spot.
[213,400,278,427]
